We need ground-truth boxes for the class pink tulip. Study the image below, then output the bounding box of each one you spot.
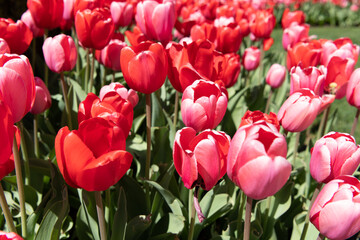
[0,53,35,123]
[135,0,176,43]
[95,35,127,71]
[181,80,227,132]
[0,38,10,54]
[110,1,133,27]
[290,65,326,95]
[265,63,286,88]
[321,38,359,67]
[99,82,139,108]
[346,68,360,108]
[21,10,45,37]
[227,121,291,200]
[310,132,360,183]
[173,127,230,190]
[282,22,309,50]
[310,175,360,240]
[242,46,260,71]
[30,77,52,114]
[63,0,75,21]
[277,89,321,132]
[42,34,77,73]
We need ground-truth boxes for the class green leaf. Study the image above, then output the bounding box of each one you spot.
[125,215,151,240]
[111,187,127,240]
[152,213,185,236]
[290,212,319,240]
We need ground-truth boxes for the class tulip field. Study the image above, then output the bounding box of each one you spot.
[1,0,360,240]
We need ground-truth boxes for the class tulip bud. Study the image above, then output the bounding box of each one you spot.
[277,89,321,132]
[266,63,286,88]
[42,34,77,73]
[242,46,260,71]
[110,1,133,27]
[310,176,360,240]
[30,77,51,115]
[181,80,228,132]
[95,35,127,71]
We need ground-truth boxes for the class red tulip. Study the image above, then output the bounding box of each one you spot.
[227,121,291,200]
[99,82,138,108]
[124,26,147,46]
[239,110,280,130]
[30,77,51,115]
[78,92,133,136]
[0,231,23,240]
[281,8,305,29]
[27,0,64,29]
[346,68,360,108]
[213,52,240,88]
[42,34,77,73]
[120,41,167,94]
[266,63,286,88]
[321,38,359,67]
[290,65,326,95]
[173,127,230,190]
[75,8,115,50]
[55,117,133,191]
[181,80,227,132]
[249,8,276,39]
[0,38,10,54]
[286,41,322,70]
[190,22,217,44]
[74,0,104,13]
[310,132,360,184]
[277,89,321,132]
[242,46,260,71]
[213,17,242,53]
[166,39,215,92]
[310,176,360,240]
[110,1,133,27]
[21,10,45,38]
[135,0,176,43]
[0,18,33,54]
[95,34,127,71]
[0,54,35,123]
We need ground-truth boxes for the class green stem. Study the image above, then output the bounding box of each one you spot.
[300,183,323,240]
[0,183,17,233]
[72,26,81,83]
[237,191,246,239]
[105,188,111,233]
[317,233,325,240]
[263,197,272,235]
[350,108,360,136]
[317,106,331,139]
[44,29,49,87]
[88,49,95,93]
[265,88,273,113]
[244,196,253,240]
[18,122,30,185]
[188,188,195,240]
[258,39,264,85]
[101,67,107,88]
[60,73,73,130]
[85,49,90,93]
[173,91,179,129]
[13,136,27,238]
[95,191,107,240]
[145,94,152,210]
[112,71,115,83]
[293,132,300,165]
[34,114,39,158]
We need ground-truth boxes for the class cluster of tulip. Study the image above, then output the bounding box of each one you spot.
[0,0,359,239]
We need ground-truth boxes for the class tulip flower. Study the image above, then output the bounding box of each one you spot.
[282,22,309,50]
[239,110,280,130]
[281,8,305,29]
[213,52,241,88]
[290,65,326,95]
[27,0,64,29]
[135,0,176,43]
[30,77,51,115]
[277,89,321,132]
[0,18,33,54]
[190,22,217,44]
[321,38,359,67]
[0,38,10,54]
[248,8,276,39]
[124,26,147,46]
[310,132,360,183]
[99,82,138,108]
[95,34,127,71]
[78,92,133,136]
[0,231,23,240]
[42,34,77,73]
[227,121,291,200]
[0,54,36,123]
[310,175,360,240]
[181,80,227,132]
[120,41,167,94]
[242,46,260,71]
[110,1,133,27]
[75,8,115,50]
[173,127,230,191]
[266,63,286,89]
[286,41,322,70]
[21,10,44,38]
[55,117,133,191]
[74,0,104,13]
[346,68,360,108]
[213,17,242,53]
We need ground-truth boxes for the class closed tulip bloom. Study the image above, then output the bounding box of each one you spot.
[243,46,260,71]
[0,231,23,240]
[63,0,75,21]
[290,65,326,95]
[282,22,309,50]
[120,41,167,94]
[75,8,115,50]
[110,1,133,27]
[286,41,322,70]
[43,34,77,73]
[135,0,176,43]
[99,82,138,108]
[74,0,104,13]
[173,127,230,190]
[0,38,10,54]
[190,22,217,44]
[55,117,133,191]
[0,54,36,123]
[181,80,227,132]
[281,8,305,29]
[0,18,33,54]
[95,35,127,71]
[248,8,276,39]
[321,38,359,67]
[310,132,360,183]
[227,121,291,200]
[213,52,240,88]
[346,68,360,108]
[266,63,286,88]
[27,0,64,29]
[277,89,321,132]
[30,77,51,115]
[21,10,45,38]
[213,17,242,53]
[310,176,360,240]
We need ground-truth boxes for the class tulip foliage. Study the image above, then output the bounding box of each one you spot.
[0,1,360,240]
